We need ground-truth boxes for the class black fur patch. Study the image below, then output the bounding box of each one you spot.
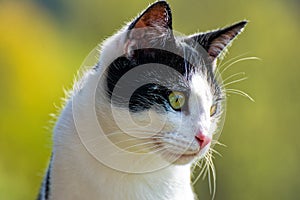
[37,156,52,200]
[105,48,194,112]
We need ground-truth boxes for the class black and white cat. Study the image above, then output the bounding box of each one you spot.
[38,1,247,200]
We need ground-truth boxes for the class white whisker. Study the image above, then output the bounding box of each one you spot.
[209,148,222,158]
[192,158,209,185]
[222,77,248,88]
[226,88,255,102]
[212,140,227,147]
[220,57,260,76]
[222,72,245,84]
[218,52,250,70]
[206,152,216,199]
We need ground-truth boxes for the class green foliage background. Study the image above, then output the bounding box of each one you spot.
[0,0,299,199]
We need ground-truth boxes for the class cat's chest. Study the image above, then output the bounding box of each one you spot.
[49,144,195,200]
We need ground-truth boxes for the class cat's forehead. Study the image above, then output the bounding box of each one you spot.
[105,45,214,96]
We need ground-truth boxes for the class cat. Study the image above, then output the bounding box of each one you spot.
[38,1,247,200]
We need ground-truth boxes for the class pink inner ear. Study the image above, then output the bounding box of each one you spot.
[134,19,147,29]
[133,3,170,29]
[125,2,174,56]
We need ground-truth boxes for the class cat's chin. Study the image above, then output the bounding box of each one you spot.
[160,150,200,165]
[172,154,199,165]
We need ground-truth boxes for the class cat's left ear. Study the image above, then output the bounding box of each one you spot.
[187,20,248,62]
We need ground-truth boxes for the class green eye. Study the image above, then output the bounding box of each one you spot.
[168,91,185,110]
[210,104,218,117]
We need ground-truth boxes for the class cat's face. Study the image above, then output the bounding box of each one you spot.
[94,1,246,167]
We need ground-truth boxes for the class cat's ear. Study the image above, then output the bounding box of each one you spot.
[125,1,174,56]
[188,21,247,61]
[128,1,173,31]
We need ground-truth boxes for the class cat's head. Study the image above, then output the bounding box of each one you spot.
[92,1,246,169]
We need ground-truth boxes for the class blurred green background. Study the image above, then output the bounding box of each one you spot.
[0,0,299,199]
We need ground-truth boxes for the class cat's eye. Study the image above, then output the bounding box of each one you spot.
[168,91,185,110]
[210,104,218,117]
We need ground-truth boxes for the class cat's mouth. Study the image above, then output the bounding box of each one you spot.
[161,149,201,165]
[153,139,202,164]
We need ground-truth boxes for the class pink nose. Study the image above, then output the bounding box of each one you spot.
[195,131,211,149]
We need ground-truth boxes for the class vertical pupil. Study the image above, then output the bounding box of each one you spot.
[169,92,185,110]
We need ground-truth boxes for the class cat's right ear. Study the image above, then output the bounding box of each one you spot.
[125,1,174,56]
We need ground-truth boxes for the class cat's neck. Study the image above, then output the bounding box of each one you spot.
[48,72,196,200]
